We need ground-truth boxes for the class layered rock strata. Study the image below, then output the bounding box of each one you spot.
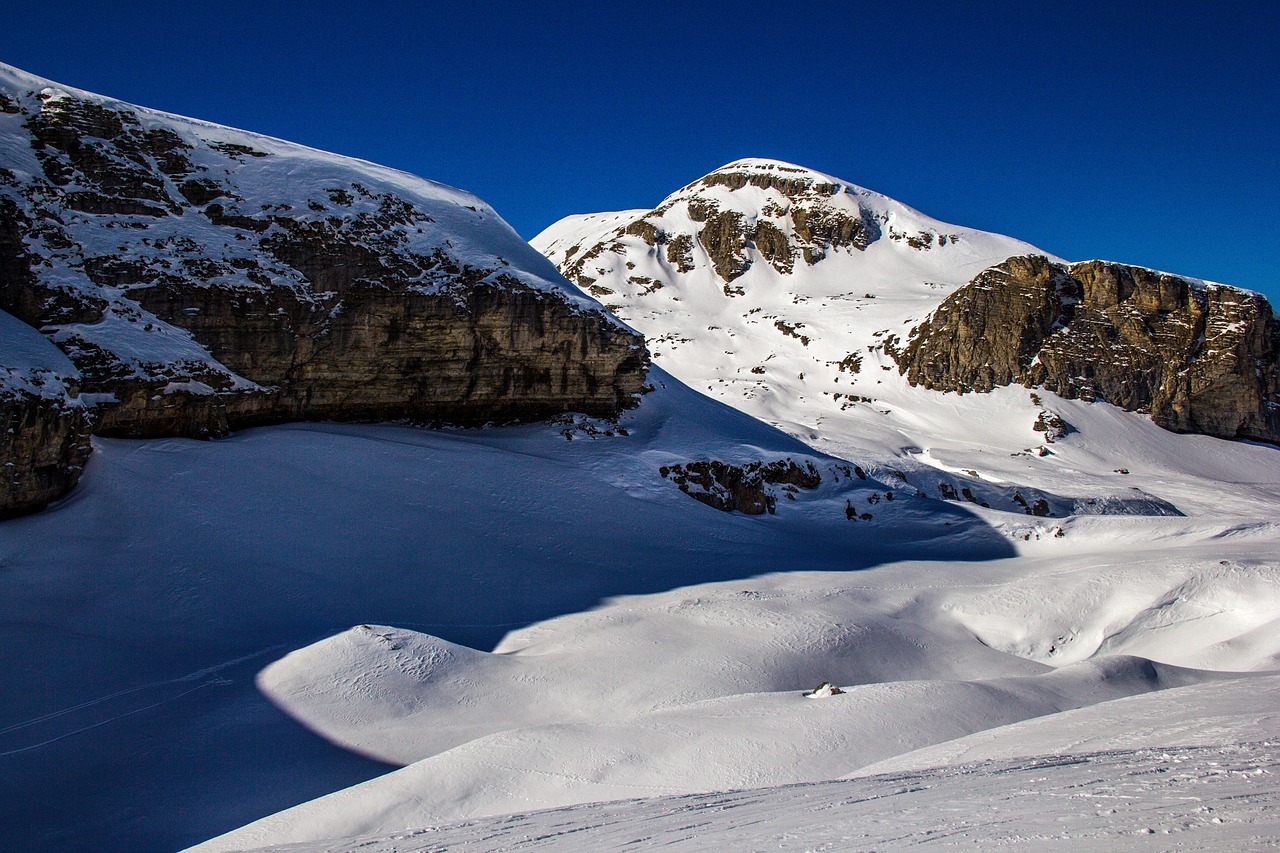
[0,309,91,517]
[0,63,648,514]
[896,255,1280,443]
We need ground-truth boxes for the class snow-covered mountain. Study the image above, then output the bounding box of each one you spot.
[533,158,1280,513]
[532,158,1064,481]
[0,61,645,514]
[532,158,1051,444]
[2,68,1279,853]
[179,166,1280,852]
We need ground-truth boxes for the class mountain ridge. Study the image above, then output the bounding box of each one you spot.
[0,62,648,515]
[533,157,1280,450]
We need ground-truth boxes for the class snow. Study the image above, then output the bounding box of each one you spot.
[0,369,932,851]
[174,160,1280,853]
[1,80,1277,852]
[5,349,1276,851]
[0,307,80,401]
[197,679,1280,852]
[527,158,1270,525]
[0,60,630,404]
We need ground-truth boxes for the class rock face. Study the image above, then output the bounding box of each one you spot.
[659,458,821,514]
[550,160,886,302]
[0,391,90,518]
[896,255,1280,443]
[0,309,91,517]
[0,64,647,513]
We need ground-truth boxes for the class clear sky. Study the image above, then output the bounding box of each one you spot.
[2,1,1276,299]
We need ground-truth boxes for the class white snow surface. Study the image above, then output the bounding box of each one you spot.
[188,399,1280,849]
[0,307,80,401]
[2,145,1278,852]
[203,678,1280,853]
[176,161,1280,853]
[0,61,617,395]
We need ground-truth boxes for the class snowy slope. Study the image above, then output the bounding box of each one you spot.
[190,528,1280,851]
[0,367,991,852]
[530,158,1053,467]
[0,306,80,402]
[530,159,1278,518]
[0,59,593,311]
[174,163,1280,852]
[3,120,1278,853]
[197,676,1280,845]
[5,348,1276,852]
[190,656,1241,850]
[208,677,1280,853]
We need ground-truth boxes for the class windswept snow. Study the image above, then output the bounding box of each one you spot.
[177,161,1280,853]
[3,141,1279,852]
[203,678,1280,852]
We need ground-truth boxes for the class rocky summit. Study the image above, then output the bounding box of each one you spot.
[534,159,1280,457]
[0,63,647,515]
[896,255,1280,444]
[552,160,888,300]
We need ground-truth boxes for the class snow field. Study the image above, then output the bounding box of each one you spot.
[211,678,1280,852]
[184,160,1280,850]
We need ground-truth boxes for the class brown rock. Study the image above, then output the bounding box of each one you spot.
[0,72,651,514]
[0,391,91,518]
[896,255,1280,444]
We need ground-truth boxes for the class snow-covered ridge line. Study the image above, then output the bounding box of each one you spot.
[0,60,649,515]
[0,62,486,211]
[533,157,1280,470]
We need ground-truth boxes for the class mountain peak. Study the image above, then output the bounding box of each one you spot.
[682,158,850,203]
[709,157,835,179]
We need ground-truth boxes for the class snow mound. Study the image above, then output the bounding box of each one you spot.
[189,657,1241,851]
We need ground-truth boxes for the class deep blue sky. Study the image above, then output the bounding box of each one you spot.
[2,2,1276,298]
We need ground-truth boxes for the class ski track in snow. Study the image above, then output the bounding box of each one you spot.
[0,646,283,755]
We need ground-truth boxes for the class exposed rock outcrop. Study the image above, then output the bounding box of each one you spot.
[0,63,648,514]
[0,309,91,517]
[896,255,1280,443]
[552,160,884,297]
[0,391,91,518]
[659,458,821,514]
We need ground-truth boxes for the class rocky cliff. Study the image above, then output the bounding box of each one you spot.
[0,309,91,517]
[895,255,1280,443]
[0,64,647,514]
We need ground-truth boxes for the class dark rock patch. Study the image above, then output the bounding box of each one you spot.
[896,255,1280,444]
[660,458,821,514]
